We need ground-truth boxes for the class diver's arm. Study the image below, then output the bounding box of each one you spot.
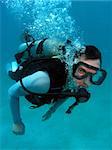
[8,71,50,123]
[42,98,67,121]
[8,71,50,134]
[8,81,27,124]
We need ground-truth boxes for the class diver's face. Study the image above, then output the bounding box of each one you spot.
[73,54,100,88]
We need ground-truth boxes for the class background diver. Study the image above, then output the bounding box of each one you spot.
[7,32,107,135]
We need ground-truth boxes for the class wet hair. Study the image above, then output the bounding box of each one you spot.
[84,45,101,62]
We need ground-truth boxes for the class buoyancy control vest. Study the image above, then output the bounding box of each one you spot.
[20,57,67,106]
[9,36,68,106]
[19,57,67,91]
[9,35,91,112]
[15,40,67,90]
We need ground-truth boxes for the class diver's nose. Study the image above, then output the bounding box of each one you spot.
[84,76,91,86]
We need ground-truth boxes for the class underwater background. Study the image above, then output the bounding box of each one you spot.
[0,0,112,149]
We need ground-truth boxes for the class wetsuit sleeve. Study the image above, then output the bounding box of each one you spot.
[8,71,50,124]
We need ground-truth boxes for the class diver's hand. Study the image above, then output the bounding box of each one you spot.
[12,122,25,135]
[42,109,53,121]
[42,99,66,121]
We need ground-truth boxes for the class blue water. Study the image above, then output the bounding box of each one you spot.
[0,1,112,150]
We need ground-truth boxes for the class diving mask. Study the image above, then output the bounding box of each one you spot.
[73,62,107,85]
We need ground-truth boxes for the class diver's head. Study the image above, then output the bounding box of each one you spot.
[73,45,106,88]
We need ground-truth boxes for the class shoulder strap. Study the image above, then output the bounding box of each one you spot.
[15,40,35,64]
[36,38,47,55]
[25,40,35,58]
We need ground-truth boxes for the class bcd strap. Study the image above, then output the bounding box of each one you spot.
[15,52,25,64]
[36,38,48,55]
[25,40,35,58]
[15,40,35,64]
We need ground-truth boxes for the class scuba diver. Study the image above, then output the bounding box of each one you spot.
[7,31,107,135]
